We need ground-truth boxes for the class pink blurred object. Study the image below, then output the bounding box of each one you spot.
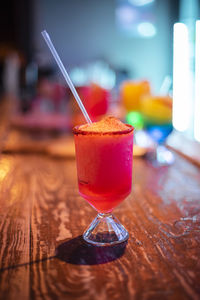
[78,84,109,122]
[33,80,67,113]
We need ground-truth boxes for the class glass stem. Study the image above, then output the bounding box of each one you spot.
[83,212,129,246]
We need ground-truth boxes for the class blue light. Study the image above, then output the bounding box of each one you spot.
[128,0,155,6]
[116,6,138,25]
[137,22,156,37]
[146,125,173,144]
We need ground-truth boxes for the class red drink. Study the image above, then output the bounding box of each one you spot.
[73,117,134,213]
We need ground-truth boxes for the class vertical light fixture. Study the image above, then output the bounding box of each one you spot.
[173,23,191,132]
[194,20,200,142]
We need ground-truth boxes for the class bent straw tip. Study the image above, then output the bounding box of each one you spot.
[41,30,50,39]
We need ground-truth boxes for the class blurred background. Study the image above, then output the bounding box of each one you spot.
[0,0,178,92]
[0,0,200,162]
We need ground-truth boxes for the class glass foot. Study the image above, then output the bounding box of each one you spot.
[83,213,129,246]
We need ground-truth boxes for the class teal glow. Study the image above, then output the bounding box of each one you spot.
[137,22,156,37]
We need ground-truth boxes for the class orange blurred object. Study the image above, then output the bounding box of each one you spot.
[120,80,151,111]
[141,95,172,125]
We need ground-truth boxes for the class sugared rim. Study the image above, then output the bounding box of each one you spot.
[73,124,134,136]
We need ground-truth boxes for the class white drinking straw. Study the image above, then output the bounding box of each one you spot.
[41,30,92,124]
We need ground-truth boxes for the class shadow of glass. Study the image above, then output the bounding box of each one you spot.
[0,256,55,272]
[55,235,127,265]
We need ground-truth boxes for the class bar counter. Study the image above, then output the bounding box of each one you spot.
[0,105,199,299]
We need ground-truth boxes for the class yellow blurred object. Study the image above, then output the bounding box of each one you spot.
[120,80,151,111]
[141,95,172,124]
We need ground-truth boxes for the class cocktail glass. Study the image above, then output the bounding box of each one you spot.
[73,124,134,246]
[141,95,174,165]
[120,80,151,112]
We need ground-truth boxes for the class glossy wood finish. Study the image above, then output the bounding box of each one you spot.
[0,149,200,300]
[167,130,200,167]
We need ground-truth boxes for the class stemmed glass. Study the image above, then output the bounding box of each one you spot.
[141,95,174,166]
[41,31,134,246]
[73,124,134,246]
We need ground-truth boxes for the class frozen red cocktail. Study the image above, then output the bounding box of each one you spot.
[73,116,134,212]
[73,116,134,245]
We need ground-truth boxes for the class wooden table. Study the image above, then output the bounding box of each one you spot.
[0,147,200,299]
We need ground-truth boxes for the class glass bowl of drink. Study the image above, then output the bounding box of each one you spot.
[120,80,151,112]
[141,95,174,166]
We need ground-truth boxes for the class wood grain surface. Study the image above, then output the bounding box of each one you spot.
[0,151,200,300]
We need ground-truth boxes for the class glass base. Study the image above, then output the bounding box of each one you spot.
[83,213,129,246]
